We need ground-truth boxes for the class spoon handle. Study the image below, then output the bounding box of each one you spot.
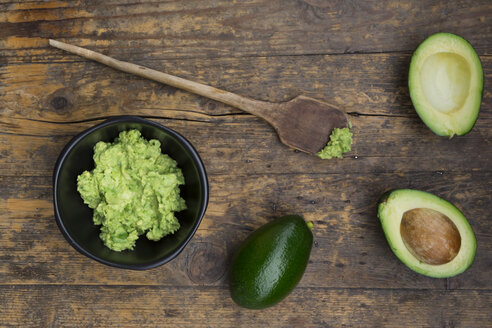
[49,39,275,119]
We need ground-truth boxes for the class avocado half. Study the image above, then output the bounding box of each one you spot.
[408,33,483,137]
[378,189,476,278]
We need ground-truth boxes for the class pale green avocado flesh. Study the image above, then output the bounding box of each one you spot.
[77,130,186,252]
[409,33,483,137]
[378,189,476,278]
[317,121,353,159]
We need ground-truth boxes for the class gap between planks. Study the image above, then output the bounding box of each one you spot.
[0,284,489,291]
[4,112,413,127]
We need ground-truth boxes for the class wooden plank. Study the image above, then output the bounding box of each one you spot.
[1,172,490,289]
[0,115,490,177]
[1,0,491,61]
[0,286,490,327]
[2,54,491,119]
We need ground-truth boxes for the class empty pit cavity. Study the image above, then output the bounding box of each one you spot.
[420,52,471,113]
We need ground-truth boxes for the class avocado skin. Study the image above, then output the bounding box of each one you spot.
[378,189,395,206]
[229,215,313,309]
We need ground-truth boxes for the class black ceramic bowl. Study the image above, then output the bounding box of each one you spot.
[53,116,208,270]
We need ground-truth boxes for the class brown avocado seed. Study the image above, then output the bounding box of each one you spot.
[400,208,461,265]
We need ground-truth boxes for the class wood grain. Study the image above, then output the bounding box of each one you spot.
[1,116,491,177]
[1,0,491,61]
[0,286,491,328]
[2,54,491,120]
[1,172,490,289]
[1,0,491,327]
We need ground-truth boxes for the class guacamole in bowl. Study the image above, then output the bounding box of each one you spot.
[77,129,187,252]
[53,116,208,270]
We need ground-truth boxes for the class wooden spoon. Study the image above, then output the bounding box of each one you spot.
[49,39,347,154]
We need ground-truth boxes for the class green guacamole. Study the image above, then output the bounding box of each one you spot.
[317,122,353,159]
[77,129,186,252]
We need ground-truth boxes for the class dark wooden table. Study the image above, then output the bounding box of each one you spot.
[1,1,491,327]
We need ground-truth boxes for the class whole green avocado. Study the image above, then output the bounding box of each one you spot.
[229,215,313,309]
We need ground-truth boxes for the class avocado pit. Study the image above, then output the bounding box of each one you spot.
[400,208,461,265]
